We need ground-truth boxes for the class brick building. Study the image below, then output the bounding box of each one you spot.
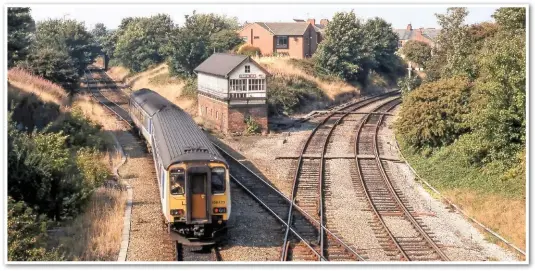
[238,18,328,59]
[195,53,269,134]
[395,24,440,48]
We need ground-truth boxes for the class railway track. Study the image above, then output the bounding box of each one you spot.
[281,94,400,261]
[354,99,450,261]
[176,243,222,261]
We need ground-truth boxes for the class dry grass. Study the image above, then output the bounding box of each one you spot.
[253,56,357,100]
[443,188,526,251]
[57,186,127,261]
[7,68,70,107]
[72,95,126,132]
[106,63,196,115]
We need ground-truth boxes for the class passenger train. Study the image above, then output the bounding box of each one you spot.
[128,88,230,244]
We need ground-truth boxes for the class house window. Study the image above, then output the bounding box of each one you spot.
[245,65,250,73]
[248,79,265,91]
[276,36,289,49]
[229,79,247,91]
[254,36,260,39]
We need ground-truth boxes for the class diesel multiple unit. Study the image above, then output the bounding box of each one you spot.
[129,88,230,244]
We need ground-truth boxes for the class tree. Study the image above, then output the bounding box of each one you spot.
[167,12,241,76]
[23,47,79,91]
[8,197,63,261]
[400,40,432,68]
[492,7,526,31]
[7,7,35,68]
[314,11,370,82]
[468,30,525,163]
[395,76,472,149]
[362,17,400,73]
[426,7,474,81]
[32,19,99,75]
[114,14,174,72]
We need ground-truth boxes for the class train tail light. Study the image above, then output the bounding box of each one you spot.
[171,209,184,216]
[213,207,226,214]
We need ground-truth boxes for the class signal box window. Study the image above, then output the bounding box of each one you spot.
[245,65,250,73]
[211,168,226,194]
[170,168,185,195]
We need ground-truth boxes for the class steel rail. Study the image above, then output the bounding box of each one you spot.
[354,98,410,261]
[280,94,397,261]
[230,175,326,261]
[84,70,132,128]
[212,143,366,261]
[372,101,450,261]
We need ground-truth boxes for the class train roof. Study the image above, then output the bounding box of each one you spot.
[130,89,227,169]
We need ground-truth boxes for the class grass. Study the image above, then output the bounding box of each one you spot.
[397,137,526,252]
[53,185,126,260]
[8,68,70,107]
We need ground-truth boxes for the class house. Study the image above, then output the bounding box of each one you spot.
[194,53,269,134]
[394,24,440,48]
[237,18,328,59]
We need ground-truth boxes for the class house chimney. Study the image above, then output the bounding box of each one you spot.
[407,23,412,30]
[320,19,329,26]
[307,18,316,25]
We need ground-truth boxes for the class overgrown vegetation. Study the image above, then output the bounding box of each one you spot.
[267,75,325,115]
[396,7,526,249]
[237,44,261,57]
[244,116,261,134]
[400,40,432,68]
[314,11,404,85]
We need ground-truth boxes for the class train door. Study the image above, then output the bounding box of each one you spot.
[186,167,212,224]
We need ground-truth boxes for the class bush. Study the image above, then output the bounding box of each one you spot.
[395,76,471,149]
[8,197,63,261]
[180,78,198,99]
[237,44,261,57]
[244,116,260,134]
[76,147,110,188]
[397,75,422,97]
[267,75,325,115]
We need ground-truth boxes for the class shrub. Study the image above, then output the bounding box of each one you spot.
[244,116,260,134]
[397,75,422,97]
[180,78,198,99]
[267,75,325,115]
[76,147,110,188]
[395,76,471,149]
[8,197,63,261]
[237,44,261,57]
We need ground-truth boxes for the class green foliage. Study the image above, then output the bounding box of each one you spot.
[210,29,243,53]
[400,40,432,68]
[396,76,471,149]
[180,78,198,99]
[23,47,79,91]
[8,87,61,132]
[314,11,400,85]
[167,12,240,77]
[244,116,260,134]
[8,197,63,261]
[114,14,174,72]
[468,31,525,164]
[397,74,422,96]
[426,8,474,81]
[44,107,106,150]
[76,148,110,188]
[468,22,499,51]
[7,7,35,68]
[267,75,325,115]
[237,44,261,57]
[492,7,526,31]
[90,23,115,59]
[313,11,369,82]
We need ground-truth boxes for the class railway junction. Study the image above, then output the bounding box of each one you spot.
[83,66,518,262]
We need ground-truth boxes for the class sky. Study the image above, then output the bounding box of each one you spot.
[25,4,502,30]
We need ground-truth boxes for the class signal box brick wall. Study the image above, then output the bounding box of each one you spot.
[228,105,268,134]
[198,94,268,135]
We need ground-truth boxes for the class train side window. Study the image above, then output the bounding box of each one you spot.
[170,169,185,195]
[211,167,226,194]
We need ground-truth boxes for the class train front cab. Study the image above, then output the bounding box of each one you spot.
[167,161,230,245]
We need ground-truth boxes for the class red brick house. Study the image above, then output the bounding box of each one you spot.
[238,19,328,59]
[395,24,440,48]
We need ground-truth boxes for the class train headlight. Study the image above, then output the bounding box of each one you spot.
[171,209,184,216]
[213,207,226,214]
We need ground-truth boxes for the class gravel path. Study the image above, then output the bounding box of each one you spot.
[378,111,518,261]
[115,130,175,261]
